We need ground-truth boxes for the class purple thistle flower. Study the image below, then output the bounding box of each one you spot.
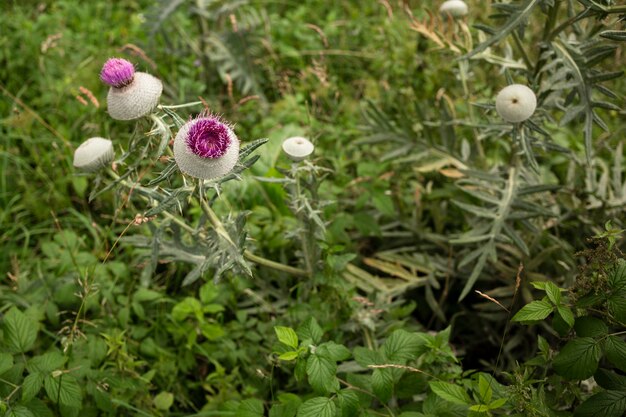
[186,117,231,159]
[100,58,135,88]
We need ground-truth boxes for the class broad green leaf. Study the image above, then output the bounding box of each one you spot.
[27,352,66,374]
[3,307,38,353]
[5,406,35,417]
[171,298,202,321]
[44,375,82,407]
[489,398,508,409]
[153,391,174,411]
[383,330,426,364]
[574,390,626,417]
[607,292,626,323]
[318,342,351,362]
[477,374,492,403]
[297,318,323,344]
[608,260,626,290]
[0,352,14,374]
[353,347,383,367]
[511,300,553,322]
[556,306,575,328]
[275,327,299,349]
[199,282,219,304]
[306,354,338,394]
[238,399,264,417]
[574,316,608,338]
[270,403,297,417]
[544,282,562,306]
[469,404,489,412]
[22,372,44,401]
[371,368,393,403]
[604,336,626,372]
[429,381,471,405]
[553,337,601,379]
[594,368,626,391]
[297,397,336,417]
[278,351,299,361]
[337,389,360,417]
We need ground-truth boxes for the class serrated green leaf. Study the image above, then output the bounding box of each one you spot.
[429,381,471,405]
[604,336,626,372]
[353,347,383,367]
[44,375,82,407]
[297,397,336,417]
[238,399,264,417]
[553,337,601,379]
[3,307,38,353]
[383,330,426,364]
[275,327,299,349]
[574,390,626,417]
[574,316,608,338]
[556,305,575,328]
[594,368,626,391]
[0,353,14,374]
[544,282,562,305]
[318,342,351,362]
[607,292,626,323]
[27,352,66,374]
[511,300,553,322]
[306,354,337,394]
[297,317,323,344]
[171,297,202,321]
[337,389,360,417]
[477,374,492,403]
[4,406,35,417]
[489,397,508,409]
[609,260,626,290]
[372,368,393,403]
[22,372,44,402]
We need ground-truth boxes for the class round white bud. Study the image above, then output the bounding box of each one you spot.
[495,84,537,123]
[73,137,114,172]
[439,0,469,18]
[282,137,314,161]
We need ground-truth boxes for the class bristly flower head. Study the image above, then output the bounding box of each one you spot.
[100,58,135,88]
[173,113,240,180]
[186,117,231,159]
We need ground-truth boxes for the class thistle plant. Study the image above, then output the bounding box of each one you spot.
[77,57,311,289]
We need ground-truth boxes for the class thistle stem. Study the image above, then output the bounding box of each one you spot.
[106,169,308,277]
[157,101,204,110]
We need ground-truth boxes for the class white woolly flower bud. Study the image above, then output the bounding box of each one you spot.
[173,115,240,180]
[73,137,114,172]
[439,0,469,18]
[282,137,314,161]
[106,73,163,120]
[100,58,162,121]
[495,84,537,123]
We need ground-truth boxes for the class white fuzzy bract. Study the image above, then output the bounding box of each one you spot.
[73,137,114,172]
[439,0,469,18]
[173,120,240,180]
[282,137,314,161]
[107,72,163,120]
[495,84,537,123]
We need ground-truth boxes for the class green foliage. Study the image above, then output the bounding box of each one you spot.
[1,0,625,415]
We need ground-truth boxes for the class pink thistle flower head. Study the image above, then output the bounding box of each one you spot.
[100,58,135,88]
[186,116,231,159]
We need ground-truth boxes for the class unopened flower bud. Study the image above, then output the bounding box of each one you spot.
[173,115,240,180]
[282,137,314,161]
[495,84,537,123]
[73,137,114,172]
[439,0,469,18]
